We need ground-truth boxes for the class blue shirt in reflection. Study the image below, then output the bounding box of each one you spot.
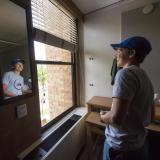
[2,71,24,99]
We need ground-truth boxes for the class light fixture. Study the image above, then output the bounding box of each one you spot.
[142,3,154,14]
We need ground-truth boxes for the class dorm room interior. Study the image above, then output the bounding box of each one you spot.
[0,0,160,160]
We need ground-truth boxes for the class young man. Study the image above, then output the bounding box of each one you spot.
[2,59,24,99]
[101,36,154,160]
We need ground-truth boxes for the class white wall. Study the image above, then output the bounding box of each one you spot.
[83,0,160,103]
[84,9,121,102]
[122,2,160,94]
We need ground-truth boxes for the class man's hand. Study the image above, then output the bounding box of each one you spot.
[100,110,108,116]
[100,110,109,123]
[3,83,17,97]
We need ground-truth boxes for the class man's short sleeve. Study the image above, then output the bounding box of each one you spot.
[2,72,10,85]
[112,69,138,101]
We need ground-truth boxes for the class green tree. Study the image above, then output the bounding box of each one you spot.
[37,66,48,86]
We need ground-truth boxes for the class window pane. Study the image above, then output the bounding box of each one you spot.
[37,64,73,126]
[34,41,71,62]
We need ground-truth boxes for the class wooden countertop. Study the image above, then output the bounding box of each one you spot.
[87,96,160,120]
[86,112,160,132]
[86,112,106,128]
[155,106,160,120]
[86,96,160,133]
[87,96,112,110]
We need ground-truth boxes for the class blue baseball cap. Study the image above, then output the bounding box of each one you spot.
[11,59,25,65]
[111,36,152,56]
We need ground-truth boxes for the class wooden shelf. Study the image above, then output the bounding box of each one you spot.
[146,123,160,132]
[155,107,160,120]
[87,96,112,112]
[86,111,160,133]
[85,112,106,128]
[87,96,160,121]
[85,97,160,160]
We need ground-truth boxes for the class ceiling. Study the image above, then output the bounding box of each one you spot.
[1,0,159,52]
[72,0,124,14]
[0,0,27,53]
[72,0,160,15]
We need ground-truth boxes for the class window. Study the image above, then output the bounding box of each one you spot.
[31,0,78,128]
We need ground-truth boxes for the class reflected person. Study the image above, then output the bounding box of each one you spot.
[2,59,24,99]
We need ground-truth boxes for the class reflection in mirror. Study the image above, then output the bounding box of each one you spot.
[0,0,32,100]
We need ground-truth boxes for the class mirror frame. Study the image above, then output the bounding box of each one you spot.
[0,0,36,105]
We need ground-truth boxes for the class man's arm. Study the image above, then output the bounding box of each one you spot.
[100,97,130,126]
[3,83,16,97]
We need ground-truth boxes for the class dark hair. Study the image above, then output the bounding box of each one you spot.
[125,49,146,64]
[134,51,146,63]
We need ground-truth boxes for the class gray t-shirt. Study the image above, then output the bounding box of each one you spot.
[3,71,24,98]
[105,65,154,151]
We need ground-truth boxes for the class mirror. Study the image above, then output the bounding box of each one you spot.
[0,0,34,102]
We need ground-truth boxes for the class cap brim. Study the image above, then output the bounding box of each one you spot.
[111,43,123,50]
[11,59,25,65]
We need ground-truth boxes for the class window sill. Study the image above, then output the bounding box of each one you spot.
[18,106,87,160]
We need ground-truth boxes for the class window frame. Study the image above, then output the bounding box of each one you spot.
[34,29,78,131]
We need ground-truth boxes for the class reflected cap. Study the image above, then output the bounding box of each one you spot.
[11,59,25,65]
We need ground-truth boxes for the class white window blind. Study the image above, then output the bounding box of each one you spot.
[31,0,78,45]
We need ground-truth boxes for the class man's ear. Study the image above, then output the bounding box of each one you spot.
[129,49,136,58]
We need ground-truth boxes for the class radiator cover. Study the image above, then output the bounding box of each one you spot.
[22,113,86,160]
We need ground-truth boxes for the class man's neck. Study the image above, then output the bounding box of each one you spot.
[13,70,20,75]
[123,61,140,68]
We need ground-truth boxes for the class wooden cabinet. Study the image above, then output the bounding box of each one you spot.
[85,96,160,160]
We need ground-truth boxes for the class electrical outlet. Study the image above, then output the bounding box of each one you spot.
[16,104,28,119]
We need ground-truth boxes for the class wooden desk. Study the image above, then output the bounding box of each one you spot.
[87,96,112,112]
[85,96,160,160]
[155,106,160,120]
[87,96,160,121]
[86,112,106,128]
[86,112,160,132]
[86,96,112,160]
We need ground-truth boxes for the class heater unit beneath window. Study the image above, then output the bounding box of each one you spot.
[23,114,82,160]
